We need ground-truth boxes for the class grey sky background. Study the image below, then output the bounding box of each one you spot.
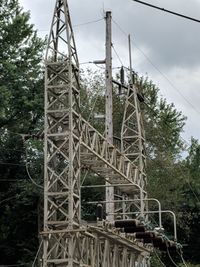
[19,0,200,145]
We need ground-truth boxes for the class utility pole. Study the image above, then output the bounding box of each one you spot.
[105,11,114,222]
[105,11,113,143]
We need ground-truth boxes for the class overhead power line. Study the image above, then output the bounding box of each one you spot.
[73,18,104,27]
[178,250,189,267]
[112,17,200,117]
[154,249,167,266]
[132,0,200,24]
[37,18,104,33]
[144,101,200,203]
[112,44,124,66]
[167,246,179,267]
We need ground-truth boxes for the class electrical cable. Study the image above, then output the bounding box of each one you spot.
[38,18,104,33]
[112,65,200,205]
[120,69,191,147]
[185,181,199,203]
[122,68,195,156]
[25,145,43,189]
[0,147,24,153]
[112,17,200,117]
[178,250,188,267]
[32,240,43,267]
[94,63,105,70]
[0,179,26,182]
[154,249,167,267]
[25,161,43,189]
[80,61,93,65]
[166,246,179,267]
[115,67,196,161]
[0,196,17,208]
[87,86,104,122]
[132,0,200,24]
[73,18,104,28]
[143,101,190,147]
[112,18,128,37]
[137,50,200,116]
[81,170,89,186]
[0,162,26,166]
[85,66,106,123]
[143,101,200,203]
[112,44,124,66]
[0,264,28,267]
[1,129,44,189]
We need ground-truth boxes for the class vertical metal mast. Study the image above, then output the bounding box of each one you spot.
[105,11,114,222]
[43,0,81,265]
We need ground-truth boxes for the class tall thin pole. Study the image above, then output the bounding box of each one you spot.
[105,11,113,143]
[128,34,133,85]
[105,11,114,222]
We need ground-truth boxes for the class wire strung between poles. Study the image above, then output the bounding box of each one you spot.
[132,0,200,24]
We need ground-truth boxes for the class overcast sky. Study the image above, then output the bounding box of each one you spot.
[19,0,200,145]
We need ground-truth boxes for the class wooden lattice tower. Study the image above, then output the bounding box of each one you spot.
[43,0,81,265]
[42,0,152,266]
[121,79,147,219]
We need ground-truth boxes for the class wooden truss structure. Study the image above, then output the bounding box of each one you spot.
[42,0,154,266]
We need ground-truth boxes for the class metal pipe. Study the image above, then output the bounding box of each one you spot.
[81,183,146,219]
[81,183,146,192]
[86,198,162,229]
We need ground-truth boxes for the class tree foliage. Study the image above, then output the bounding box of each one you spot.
[0,0,44,264]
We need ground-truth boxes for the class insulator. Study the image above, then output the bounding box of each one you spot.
[159,244,168,251]
[118,85,122,95]
[114,219,138,228]
[168,241,178,252]
[132,73,135,84]
[157,240,177,252]
[120,67,125,85]
[152,237,164,248]
[96,204,103,221]
[135,231,155,239]
[143,238,152,244]
[124,226,145,233]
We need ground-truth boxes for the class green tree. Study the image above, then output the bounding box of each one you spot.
[177,138,200,264]
[0,0,44,264]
